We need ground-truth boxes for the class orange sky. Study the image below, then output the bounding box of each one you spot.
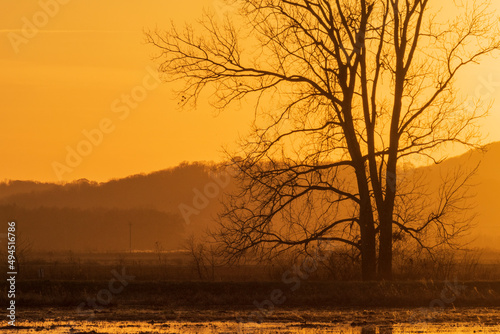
[1,0,499,182]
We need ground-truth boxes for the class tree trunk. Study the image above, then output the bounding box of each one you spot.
[360,220,377,280]
[378,142,398,280]
[351,158,377,281]
[378,209,393,280]
[359,196,377,281]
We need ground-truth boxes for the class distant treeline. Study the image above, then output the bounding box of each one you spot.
[0,205,184,252]
[0,162,221,214]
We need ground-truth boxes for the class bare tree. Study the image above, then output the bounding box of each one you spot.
[184,234,222,280]
[185,235,206,279]
[154,241,165,264]
[11,231,32,278]
[148,0,500,280]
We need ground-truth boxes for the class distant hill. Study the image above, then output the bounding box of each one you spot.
[434,142,500,247]
[0,162,228,252]
[2,143,500,252]
[0,162,221,213]
[408,142,500,247]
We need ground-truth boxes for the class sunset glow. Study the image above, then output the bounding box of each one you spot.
[1,0,499,182]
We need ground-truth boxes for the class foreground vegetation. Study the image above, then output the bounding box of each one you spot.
[1,249,500,310]
[3,280,500,309]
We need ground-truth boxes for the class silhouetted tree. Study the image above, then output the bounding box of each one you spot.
[148,0,500,280]
[184,234,221,280]
[185,235,206,279]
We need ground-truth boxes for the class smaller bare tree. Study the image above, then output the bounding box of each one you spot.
[185,235,206,280]
[185,234,223,281]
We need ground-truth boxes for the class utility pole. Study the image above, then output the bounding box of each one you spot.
[129,221,132,253]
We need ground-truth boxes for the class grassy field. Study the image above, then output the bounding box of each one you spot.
[3,280,500,309]
[2,250,500,312]
[4,248,500,281]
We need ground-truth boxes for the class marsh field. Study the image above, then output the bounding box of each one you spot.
[3,307,500,333]
[1,251,500,333]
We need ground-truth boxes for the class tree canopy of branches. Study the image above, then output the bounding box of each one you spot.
[148,0,500,280]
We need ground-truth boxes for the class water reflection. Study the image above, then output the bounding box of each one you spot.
[361,326,376,334]
[378,325,394,334]
[2,320,499,333]
[358,326,394,334]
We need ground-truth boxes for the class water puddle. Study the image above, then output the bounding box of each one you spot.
[0,321,499,333]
